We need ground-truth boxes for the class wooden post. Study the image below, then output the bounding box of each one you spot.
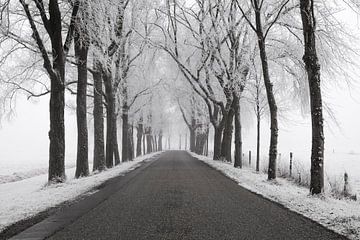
[179,134,182,150]
[290,152,293,177]
[249,151,252,166]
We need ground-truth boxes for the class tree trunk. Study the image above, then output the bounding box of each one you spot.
[146,128,152,154]
[143,134,146,155]
[104,74,115,168]
[74,27,89,178]
[221,107,235,162]
[256,111,261,172]
[48,24,66,183]
[213,126,223,160]
[253,2,278,180]
[92,60,105,172]
[300,0,324,194]
[113,121,120,165]
[122,105,129,162]
[154,135,158,152]
[205,128,209,156]
[259,38,278,180]
[158,131,163,151]
[128,124,134,160]
[48,81,65,182]
[190,129,196,152]
[195,130,207,155]
[234,94,242,168]
[136,120,143,157]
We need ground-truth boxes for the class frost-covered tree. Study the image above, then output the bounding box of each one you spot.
[13,0,80,182]
[300,0,324,194]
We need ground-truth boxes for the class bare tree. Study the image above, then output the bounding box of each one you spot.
[236,0,290,180]
[18,0,79,182]
[92,59,106,171]
[74,2,91,178]
[245,58,267,172]
[300,0,324,194]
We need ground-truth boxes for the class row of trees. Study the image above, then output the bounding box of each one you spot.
[155,0,356,195]
[0,0,172,182]
[0,0,358,196]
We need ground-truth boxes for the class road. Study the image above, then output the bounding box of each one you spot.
[13,151,346,240]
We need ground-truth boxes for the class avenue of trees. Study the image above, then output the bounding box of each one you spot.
[0,0,358,195]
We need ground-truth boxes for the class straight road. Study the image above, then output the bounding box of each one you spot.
[16,151,347,240]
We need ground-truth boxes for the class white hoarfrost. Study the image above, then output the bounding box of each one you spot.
[190,152,360,240]
[0,152,161,232]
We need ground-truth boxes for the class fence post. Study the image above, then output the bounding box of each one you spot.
[289,152,293,177]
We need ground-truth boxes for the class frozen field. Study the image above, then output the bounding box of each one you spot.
[275,151,360,194]
[0,153,79,184]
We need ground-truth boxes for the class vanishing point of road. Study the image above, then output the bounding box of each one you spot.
[11,151,347,240]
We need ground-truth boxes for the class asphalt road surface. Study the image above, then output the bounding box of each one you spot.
[15,151,347,240]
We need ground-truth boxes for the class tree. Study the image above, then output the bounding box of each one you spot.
[300,0,324,194]
[236,0,290,180]
[92,59,106,171]
[178,96,198,152]
[74,6,90,178]
[246,61,267,172]
[136,116,144,157]
[18,0,79,182]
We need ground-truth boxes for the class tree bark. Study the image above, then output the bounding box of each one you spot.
[195,129,207,155]
[92,60,106,172]
[213,126,223,160]
[136,119,143,157]
[128,124,134,160]
[154,135,158,152]
[74,25,89,178]
[48,70,65,182]
[122,105,129,162]
[158,131,163,151]
[205,128,209,156]
[146,127,153,153]
[190,129,196,152]
[113,122,120,165]
[233,94,242,168]
[48,3,66,182]
[221,107,235,162]
[142,134,146,155]
[300,0,324,194]
[256,111,261,172]
[104,74,115,168]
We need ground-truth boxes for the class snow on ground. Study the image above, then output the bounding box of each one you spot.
[0,164,76,184]
[190,152,360,240]
[0,152,161,232]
